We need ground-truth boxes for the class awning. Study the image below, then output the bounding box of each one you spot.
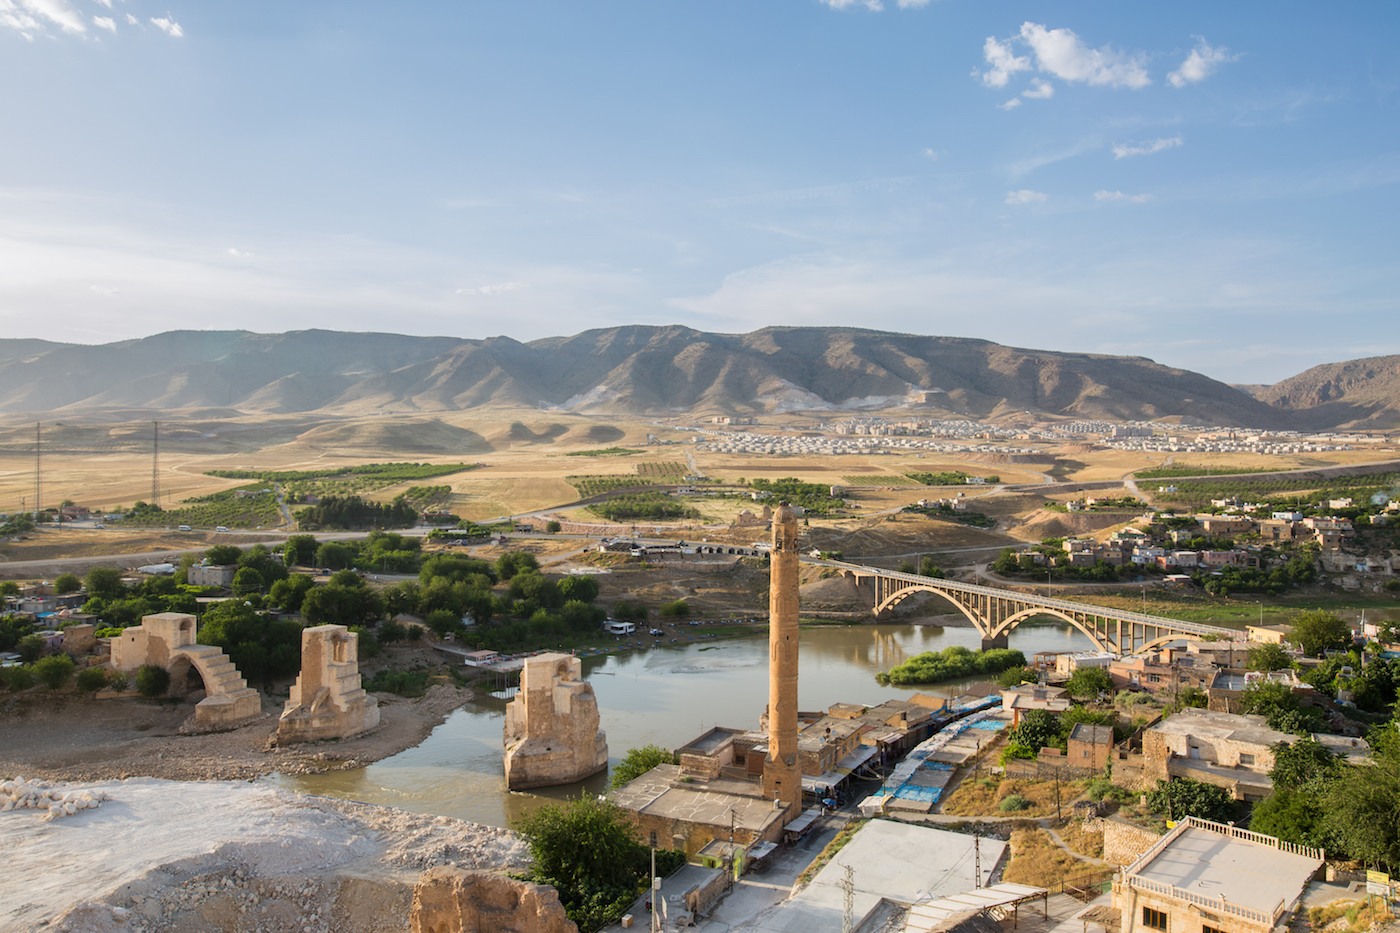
[783,808,822,836]
[904,883,1049,933]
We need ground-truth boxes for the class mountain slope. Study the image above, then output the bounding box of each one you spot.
[0,326,1302,427]
[1251,354,1400,430]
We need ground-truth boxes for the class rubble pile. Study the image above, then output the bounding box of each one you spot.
[0,777,110,821]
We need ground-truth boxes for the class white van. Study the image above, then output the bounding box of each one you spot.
[177,524,191,531]
[215,526,229,533]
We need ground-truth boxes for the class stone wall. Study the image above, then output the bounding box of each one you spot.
[61,624,96,656]
[410,867,577,933]
[685,868,733,917]
[1094,820,1161,867]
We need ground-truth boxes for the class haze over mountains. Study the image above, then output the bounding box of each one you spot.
[0,327,1394,431]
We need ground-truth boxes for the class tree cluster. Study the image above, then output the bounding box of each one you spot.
[877,646,1026,686]
[293,494,419,531]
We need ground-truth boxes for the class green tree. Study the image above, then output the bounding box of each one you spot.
[32,653,76,690]
[610,744,674,788]
[997,665,1038,687]
[918,556,945,578]
[1269,736,1342,790]
[315,541,356,570]
[1145,778,1235,823]
[268,573,316,612]
[232,566,265,595]
[75,666,109,693]
[658,599,690,618]
[1322,755,1400,872]
[1065,666,1114,700]
[0,581,20,597]
[1237,680,1323,735]
[204,544,243,566]
[1007,709,1061,751]
[545,520,562,534]
[1289,610,1352,658]
[559,575,600,603]
[3,666,35,691]
[1250,787,1329,849]
[1247,642,1292,672]
[84,567,126,601]
[53,572,82,594]
[496,551,540,581]
[17,634,46,663]
[284,534,319,567]
[135,664,171,698]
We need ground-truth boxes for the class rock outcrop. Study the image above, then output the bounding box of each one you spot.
[502,654,607,790]
[411,867,578,933]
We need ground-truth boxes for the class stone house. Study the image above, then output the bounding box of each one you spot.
[1067,723,1114,770]
[1113,817,1322,933]
[610,764,786,859]
[1141,708,1293,801]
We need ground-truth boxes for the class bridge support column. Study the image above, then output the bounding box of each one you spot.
[981,634,1008,651]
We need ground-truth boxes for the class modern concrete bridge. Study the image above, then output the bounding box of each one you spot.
[803,558,1239,656]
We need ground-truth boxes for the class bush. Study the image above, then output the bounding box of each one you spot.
[998,794,1030,812]
[1145,778,1235,823]
[658,599,690,619]
[1065,666,1114,700]
[107,671,129,692]
[545,520,562,534]
[610,744,675,788]
[17,634,46,664]
[53,572,82,594]
[32,654,76,690]
[3,666,34,692]
[75,666,110,693]
[364,669,430,697]
[135,663,171,698]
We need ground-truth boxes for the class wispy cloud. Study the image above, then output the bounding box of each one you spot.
[457,282,526,295]
[998,98,1022,111]
[1094,190,1154,203]
[1018,22,1151,89]
[819,0,884,10]
[1168,37,1238,88]
[91,14,114,31]
[90,284,119,296]
[0,0,87,37]
[1005,189,1048,205]
[977,36,1031,88]
[149,15,182,37]
[1022,78,1054,100]
[921,148,943,161]
[124,13,137,25]
[1112,136,1182,159]
[227,248,255,259]
[895,0,930,7]
[1008,137,1101,177]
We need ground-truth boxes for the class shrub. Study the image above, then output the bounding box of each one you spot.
[545,520,562,533]
[658,599,690,619]
[107,671,130,692]
[53,572,82,594]
[135,663,171,698]
[3,666,34,692]
[32,654,76,690]
[998,794,1030,812]
[610,744,675,788]
[75,666,110,693]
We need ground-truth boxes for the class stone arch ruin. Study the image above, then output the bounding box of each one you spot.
[502,653,607,790]
[109,612,261,726]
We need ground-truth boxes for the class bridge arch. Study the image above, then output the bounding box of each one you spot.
[986,607,1115,654]
[871,584,984,631]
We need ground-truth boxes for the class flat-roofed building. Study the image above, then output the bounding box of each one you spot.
[1142,708,1293,801]
[1068,722,1114,770]
[1113,817,1323,933]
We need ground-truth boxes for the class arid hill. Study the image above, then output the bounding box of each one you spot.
[1247,354,1400,430]
[0,326,1297,427]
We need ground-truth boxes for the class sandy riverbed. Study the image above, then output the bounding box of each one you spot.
[0,683,471,784]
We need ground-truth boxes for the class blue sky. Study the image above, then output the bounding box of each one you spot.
[1,1,1396,384]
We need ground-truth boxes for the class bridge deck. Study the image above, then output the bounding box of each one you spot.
[804,558,1238,641]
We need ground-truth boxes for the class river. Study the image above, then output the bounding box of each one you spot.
[265,621,1103,827]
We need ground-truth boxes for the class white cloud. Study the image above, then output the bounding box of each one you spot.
[819,0,883,9]
[227,248,255,258]
[998,98,1022,111]
[458,282,525,295]
[921,148,942,161]
[1005,189,1048,205]
[93,0,110,6]
[149,15,182,37]
[0,0,87,36]
[1018,22,1151,89]
[978,36,1031,88]
[124,12,136,25]
[91,14,113,31]
[896,0,930,7]
[1094,190,1154,203]
[1168,38,1238,88]
[1022,78,1054,99]
[1112,136,1182,159]
[89,284,119,296]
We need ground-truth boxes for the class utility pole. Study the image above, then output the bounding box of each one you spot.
[151,420,160,509]
[974,836,981,890]
[841,865,855,933]
[34,422,40,521]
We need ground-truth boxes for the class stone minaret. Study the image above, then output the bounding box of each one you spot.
[763,503,801,822]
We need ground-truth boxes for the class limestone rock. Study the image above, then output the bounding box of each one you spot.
[410,867,578,933]
[275,625,380,745]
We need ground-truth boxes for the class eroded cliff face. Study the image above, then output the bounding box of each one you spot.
[410,867,578,933]
[502,653,608,790]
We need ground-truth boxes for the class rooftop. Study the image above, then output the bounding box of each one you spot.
[1069,723,1114,745]
[1127,820,1322,918]
[1147,707,1293,748]
[609,765,784,836]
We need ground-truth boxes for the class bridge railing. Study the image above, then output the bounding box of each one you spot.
[804,558,1238,638]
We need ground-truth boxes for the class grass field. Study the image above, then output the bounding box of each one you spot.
[840,475,920,486]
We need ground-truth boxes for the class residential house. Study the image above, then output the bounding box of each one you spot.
[1141,708,1293,800]
[1206,669,1311,715]
[1001,683,1071,726]
[1067,723,1114,770]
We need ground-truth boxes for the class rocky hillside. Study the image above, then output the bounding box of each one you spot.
[0,326,1296,426]
[1248,354,1400,430]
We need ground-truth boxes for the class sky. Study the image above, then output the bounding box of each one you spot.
[1,1,1397,385]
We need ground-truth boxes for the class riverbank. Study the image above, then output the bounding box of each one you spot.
[0,683,471,784]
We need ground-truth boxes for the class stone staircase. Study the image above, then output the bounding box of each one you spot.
[175,645,261,726]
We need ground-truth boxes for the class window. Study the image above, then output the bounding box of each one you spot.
[1147,673,1162,683]
[1203,925,1226,933]
[1239,753,1255,766]
[1142,907,1168,931]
